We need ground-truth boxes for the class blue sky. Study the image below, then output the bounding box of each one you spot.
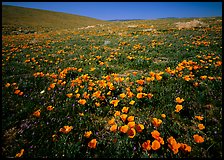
[2,2,222,20]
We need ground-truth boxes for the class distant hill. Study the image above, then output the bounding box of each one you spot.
[108,19,145,22]
[2,5,109,34]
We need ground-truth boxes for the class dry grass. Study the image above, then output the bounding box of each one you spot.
[176,19,208,30]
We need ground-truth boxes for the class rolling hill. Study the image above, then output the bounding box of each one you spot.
[2,5,109,34]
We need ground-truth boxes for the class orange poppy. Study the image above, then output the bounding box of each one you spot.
[14,89,21,94]
[127,128,136,138]
[84,131,92,138]
[78,99,86,105]
[88,139,97,149]
[108,118,115,125]
[195,115,204,121]
[137,93,143,99]
[127,116,135,122]
[33,109,41,117]
[167,136,181,154]
[127,122,135,128]
[161,114,166,119]
[157,137,164,145]
[147,93,153,99]
[152,118,162,128]
[119,125,129,133]
[180,143,191,152]
[151,130,160,139]
[193,134,204,143]
[198,124,205,130]
[49,83,55,89]
[47,105,54,111]
[151,140,161,150]
[175,104,183,112]
[15,149,24,158]
[175,97,184,104]
[5,83,10,87]
[135,124,144,132]
[110,99,120,107]
[142,140,151,151]
[66,93,73,98]
[120,114,128,122]
[59,126,73,134]
[119,93,126,99]
[114,111,121,117]
[110,124,117,132]
[121,107,129,113]
[136,79,144,85]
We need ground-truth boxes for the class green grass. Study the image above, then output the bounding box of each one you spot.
[2,14,222,158]
[2,5,110,35]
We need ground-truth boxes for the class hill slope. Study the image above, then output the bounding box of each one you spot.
[2,5,109,34]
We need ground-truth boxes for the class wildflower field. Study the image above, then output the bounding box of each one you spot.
[2,17,222,158]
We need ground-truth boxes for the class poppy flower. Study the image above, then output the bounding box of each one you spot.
[15,149,24,158]
[136,79,144,85]
[127,116,134,122]
[110,99,120,107]
[18,92,24,96]
[120,114,128,122]
[195,115,204,121]
[110,124,117,132]
[79,112,84,116]
[151,140,161,150]
[95,102,100,107]
[136,86,143,92]
[175,97,184,104]
[88,139,97,149]
[14,89,21,94]
[33,109,41,117]
[119,93,126,99]
[137,93,143,99]
[135,124,144,132]
[121,107,129,113]
[147,93,153,99]
[175,104,183,112]
[108,118,115,125]
[5,83,10,87]
[142,140,151,151]
[49,83,56,89]
[157,137,164,145]
[200,75,207,80]
[167,136,181,154]
[119,125,129,133]
[198,124,205,130]
[155,74,162,81]
[66,93,73,98]
[180,143,191,152]
[59,126,73,134]
[161,114,166,118]
[129,100,135,105]
[127,128,136,138]
[78,99,86,105]
[114,111,121,117]
[152,118,162,127]
[84,131,92,138]
[47,105,54,111]
[127,121,135,128]
[151,130,160,139]
[193,134,204,143]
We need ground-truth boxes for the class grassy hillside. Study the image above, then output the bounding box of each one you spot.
[2,5,109,34]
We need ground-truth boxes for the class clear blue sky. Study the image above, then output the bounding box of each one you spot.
[2,2,222,20]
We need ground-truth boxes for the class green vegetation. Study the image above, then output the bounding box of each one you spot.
[2,6,222,158]
[2,5,109,35]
